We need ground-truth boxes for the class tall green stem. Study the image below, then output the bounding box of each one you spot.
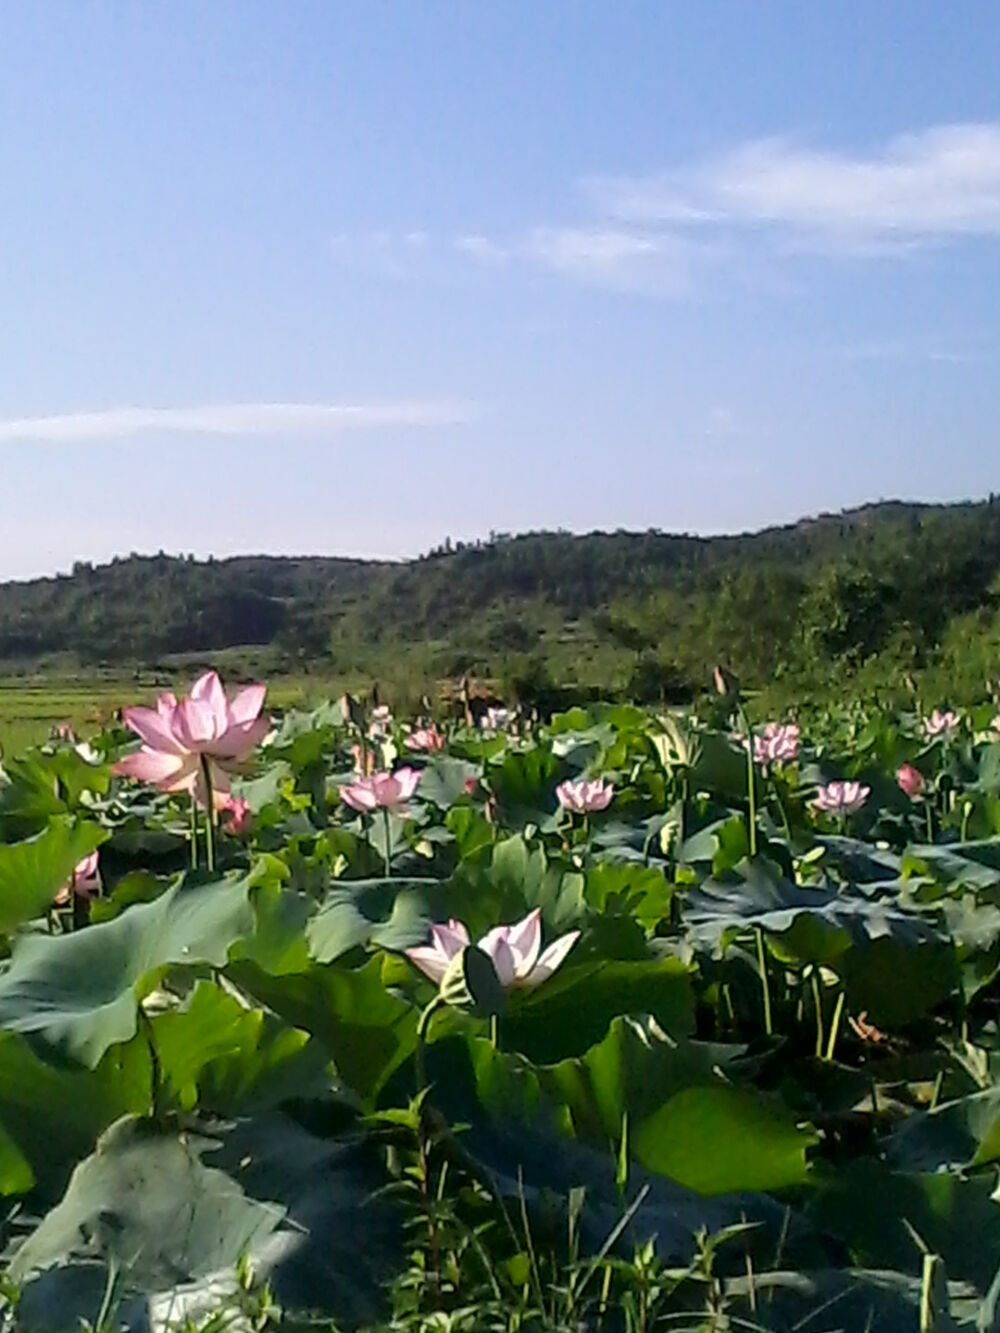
[138,1006,163,1120]
[770,775,793,844]
[199,756,215,874]
[825,990,845,1063]
[925,800,934,844]
[920,1253,943,1333]
[735,702,758,858]
[189,794,199,870]
[810,970,824,1057]
[755,927,773,1037]
[382,807,392,878]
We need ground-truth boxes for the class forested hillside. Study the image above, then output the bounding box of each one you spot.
[3,496,1000,707]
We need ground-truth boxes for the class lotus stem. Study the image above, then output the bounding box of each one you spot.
[770,775,793,844]
[920,1253,943,1332]
[189,793,199,870]
[490,1013,499,1050]
[925,800,934,844]
[810,969,824,1056]
[138,1006,163,1120]
[199,756,216,874]
[722,983,736,1033]
[735,701,758,858]
[825,989,845,1062]
[930,1069,944,1110]
[382,807,392,878]
[755,927,773,1037]
[961,800,973,843]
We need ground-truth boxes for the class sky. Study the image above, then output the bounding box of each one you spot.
[2,3,1000,578]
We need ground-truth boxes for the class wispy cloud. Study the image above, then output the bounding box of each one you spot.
[337,122,1000,298]
[522,226,691,290]
[0,401,475,444]
[590,123,1000,248]
[454,234,510,263]
[833,338,985,363]
[330,229,432,276]
[456,224,709,292]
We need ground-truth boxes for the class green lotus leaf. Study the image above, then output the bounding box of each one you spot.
[0,875,254,1065]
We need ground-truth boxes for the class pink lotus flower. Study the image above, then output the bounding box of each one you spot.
[220,794,252,835]
[340,767,420,814]
[555,777,614,814]
[811,780,870,817]
[406,908,579,993]
[54,851,101,906]
[924,709,960,739]
[405,725,446,753]
[896,763,925,799]
[114,671,269,807]
[753,722,801,768]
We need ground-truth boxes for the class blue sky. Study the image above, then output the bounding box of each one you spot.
[2,3,1000,578]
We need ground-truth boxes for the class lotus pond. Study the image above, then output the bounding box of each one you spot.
[2,675,1000,1330]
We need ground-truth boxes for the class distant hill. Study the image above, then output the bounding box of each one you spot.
[3,496,1000,708]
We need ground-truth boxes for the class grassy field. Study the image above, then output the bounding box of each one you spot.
[0,661,512,752]
[0,671,332,753]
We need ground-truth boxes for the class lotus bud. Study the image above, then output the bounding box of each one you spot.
[439,945,505,1018]
[896,763,925,798]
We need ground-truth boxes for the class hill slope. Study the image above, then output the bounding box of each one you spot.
[3,497,1000,706]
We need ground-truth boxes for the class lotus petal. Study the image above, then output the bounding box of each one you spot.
[527,931,580,987]
[114,749,188,786]
[228,683,267,726]
[431,920,469,956]
[121,705,187,756]
[190,671,230,730]
[405,945,453,985]
[504,909,542,978]
[173,698,220,748]
[208,715,271,761]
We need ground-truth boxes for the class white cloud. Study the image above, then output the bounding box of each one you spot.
[330,229,435,276]
[0,401,475,444]
[833,338,983,363]
[523,225,701,292]
[590,123,1000,245]
[456,224,703,292]
[524,226,660,273]
[454,234,510,263]
[331,122,1000,300]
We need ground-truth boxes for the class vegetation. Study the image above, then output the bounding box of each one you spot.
[3,496,1000,722]
[1,670,1000,1328]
